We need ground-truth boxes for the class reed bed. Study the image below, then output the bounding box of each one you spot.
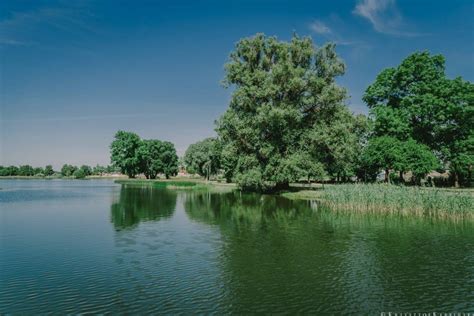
[320,184,474,220]
[282,185,474,220]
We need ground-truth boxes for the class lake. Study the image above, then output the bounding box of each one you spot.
[1,179,473,314]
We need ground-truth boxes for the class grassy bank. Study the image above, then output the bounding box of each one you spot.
[115,177,236,190]
[282,184,474,220]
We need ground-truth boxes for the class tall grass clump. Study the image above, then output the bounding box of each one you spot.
[321,184,474,220]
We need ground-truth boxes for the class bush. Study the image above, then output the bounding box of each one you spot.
[73,169,86,179]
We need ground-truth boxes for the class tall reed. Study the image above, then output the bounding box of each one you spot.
[320,184,473,220]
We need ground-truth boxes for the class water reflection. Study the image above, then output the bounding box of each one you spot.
[182,189,474,313]
[183,190,353,313]
[2,180,473,314]
[110,186,177,230]
[184,190,312,229]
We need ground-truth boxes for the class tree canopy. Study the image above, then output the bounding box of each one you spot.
[184,138,221,180]
[216,33,353,191]
[110,131,142,178]
[363,51,473,186]
[110,131,179,179]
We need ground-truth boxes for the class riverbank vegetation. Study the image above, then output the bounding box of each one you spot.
[282,184,474,220]
[0,164,121,179]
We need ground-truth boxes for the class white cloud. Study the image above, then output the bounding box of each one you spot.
[353,0,422,36]
[309,20,332,34]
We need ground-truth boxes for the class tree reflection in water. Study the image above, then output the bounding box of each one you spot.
[111,186,177,230]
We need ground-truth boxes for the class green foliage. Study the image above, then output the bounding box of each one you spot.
[306,106,368,181]
[138,140,179,179]
[33,167,44,175]
[448,135,474,186]
[110,131,142,178]
[216,33,354,191]
[110,130,179,179]
[184,138,221,180]
[360,136,439,184]
[18,165,35,176]
[0,166,19,176]
[159,141,179,179]
[106,165,120,173]
[0,166,21,176]
[364,51,473,186]
[138,139,164,179]
[61,164,77,177]
[44,165,55,176]
[360,136,403,183]
[73,168,86,179]
[401,139,439,184]
[80,165,92,176]
[92,165,107,175]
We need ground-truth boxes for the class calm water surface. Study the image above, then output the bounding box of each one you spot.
[1,180,473,314]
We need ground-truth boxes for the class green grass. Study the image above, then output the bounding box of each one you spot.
[115,178,235,191]
[282,184,474,220]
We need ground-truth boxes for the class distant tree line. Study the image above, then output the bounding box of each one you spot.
[0,164,120,179]
[110,131,179,179]
[183,33,473,191]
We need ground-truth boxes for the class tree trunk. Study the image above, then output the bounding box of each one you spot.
[399,171,404,183]
[385,168,390,184]
[454,171,460,188]
[166,174,170,179]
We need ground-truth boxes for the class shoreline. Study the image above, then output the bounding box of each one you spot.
[116,178,474,221]
[2,177,472,221]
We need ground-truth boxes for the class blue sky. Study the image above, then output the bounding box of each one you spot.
[1,0,473,168]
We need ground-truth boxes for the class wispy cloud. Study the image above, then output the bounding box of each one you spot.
[309,20,332,34]
[0,38,36,46]
[0,6,97,46]
[353,0,424,37]
[308,17,362,47]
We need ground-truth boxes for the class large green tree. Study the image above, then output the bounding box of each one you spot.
[159,141,179,179]
[110,131,142,178]
[138,140,179,179]
[364,51,473,186]
[360,136,439,184]
[216,33,349,190]
[401,139,439,185]
[61,164,77,177]
[184,138,221,180]
[138,139,164,179]
[360,136,404,183]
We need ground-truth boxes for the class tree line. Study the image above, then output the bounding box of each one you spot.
[0,164,119,179]
[183,33,473,190]
[110,131,179,179]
